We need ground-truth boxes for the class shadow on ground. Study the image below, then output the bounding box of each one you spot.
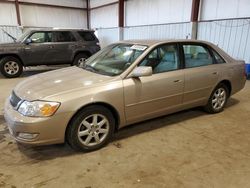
[0,97,238,161]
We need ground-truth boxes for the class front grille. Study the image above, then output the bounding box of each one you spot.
[10,91,22,108]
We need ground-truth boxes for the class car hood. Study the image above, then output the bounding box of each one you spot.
[14,66,117,101]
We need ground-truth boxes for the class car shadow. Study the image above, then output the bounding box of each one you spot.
[14,97,240,161]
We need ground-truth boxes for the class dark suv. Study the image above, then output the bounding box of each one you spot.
[0,28,100,78]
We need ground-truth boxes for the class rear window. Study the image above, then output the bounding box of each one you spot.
[211,49,226,64]
[52,31,76,42]
[78,31,96,41]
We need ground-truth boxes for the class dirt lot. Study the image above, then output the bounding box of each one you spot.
[0,67,250,188]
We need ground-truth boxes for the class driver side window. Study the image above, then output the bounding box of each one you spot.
[139,44,179,74]
[29,32,52,43]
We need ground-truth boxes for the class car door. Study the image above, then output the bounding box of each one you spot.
[181,43,219,106]
[50,31,77,64]
[123,43,184,124]
[23,31,53,65]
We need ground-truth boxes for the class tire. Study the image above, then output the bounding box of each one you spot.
[204,83,229,114]
[72,53,89,67]
[66,105,115,152]
[0,56,23,78]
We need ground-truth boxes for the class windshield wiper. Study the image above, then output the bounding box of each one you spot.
[1,28,17,42]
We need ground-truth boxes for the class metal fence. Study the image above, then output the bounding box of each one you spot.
[96,22,192,47]
[123,22,192,40]
[96,27,120,47]
[0,25,23,43]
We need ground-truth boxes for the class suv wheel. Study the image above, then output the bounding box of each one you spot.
[66,105,115,152]
[204,83,229,113]
[73,53,89,67]
[0,56,23,78]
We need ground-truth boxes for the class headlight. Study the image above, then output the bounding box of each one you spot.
[17,100,60,117]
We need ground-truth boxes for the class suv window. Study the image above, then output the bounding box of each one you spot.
[139,44,179,74]
[29,32,52,43]
[78,31,96,41]
[52,31,76,42]
[183,44,213,68]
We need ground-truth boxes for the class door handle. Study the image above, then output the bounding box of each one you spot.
[212,72,218,75]
[48,45,54,49]
[173,79,182,83]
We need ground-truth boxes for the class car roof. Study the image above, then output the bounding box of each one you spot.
[28,28,94,32]
[119,39,235,62]
[119,39,214,46]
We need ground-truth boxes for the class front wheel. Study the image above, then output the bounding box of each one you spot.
[204,83,229,113]
[0,56,23,78]
[66,105,115,152]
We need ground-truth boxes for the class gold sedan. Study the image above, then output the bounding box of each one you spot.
[4,40,246,151]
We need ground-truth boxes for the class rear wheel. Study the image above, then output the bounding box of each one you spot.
[0,56,23,78]
[66,105,115,152]
[204,83,229,113]
[73,53,89,67]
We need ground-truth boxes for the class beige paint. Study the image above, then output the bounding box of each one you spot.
[4,39,246,145]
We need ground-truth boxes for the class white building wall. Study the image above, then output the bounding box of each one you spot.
[0,0,88,43]
[20,5,87,28]
[19,0,86,8]
[0,3,18,26]
[200,0,250,20]
[90,4,118,28]
[125,0,192,26]
[90,0,117,8]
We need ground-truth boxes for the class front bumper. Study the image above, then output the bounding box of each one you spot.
[4,99,71,145]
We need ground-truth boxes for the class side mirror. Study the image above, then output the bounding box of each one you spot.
[25,38,32,45]
[131,66,152,78]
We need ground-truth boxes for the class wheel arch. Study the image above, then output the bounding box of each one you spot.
[73,50,92,59]
[0,54,24,66]
[65,102,120,141]
[219,80,232,96]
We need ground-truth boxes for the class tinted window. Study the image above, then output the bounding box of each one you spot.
[29,32,52,43]
[139,44,179,74]
[78,31,96,41]
[53,31,76,42]
[183,44,213,68]
[211,49,226,64]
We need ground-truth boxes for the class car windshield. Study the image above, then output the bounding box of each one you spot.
[16,30,31,43]
[84,43,148,76]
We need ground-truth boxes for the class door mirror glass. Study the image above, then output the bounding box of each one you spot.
[131,66,152,77]
[25,38,32,45]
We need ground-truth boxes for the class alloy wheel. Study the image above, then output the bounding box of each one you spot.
[212,88,226,110]
[4,61,19,75]
[77,58,86,67]
[77,114,110,147]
